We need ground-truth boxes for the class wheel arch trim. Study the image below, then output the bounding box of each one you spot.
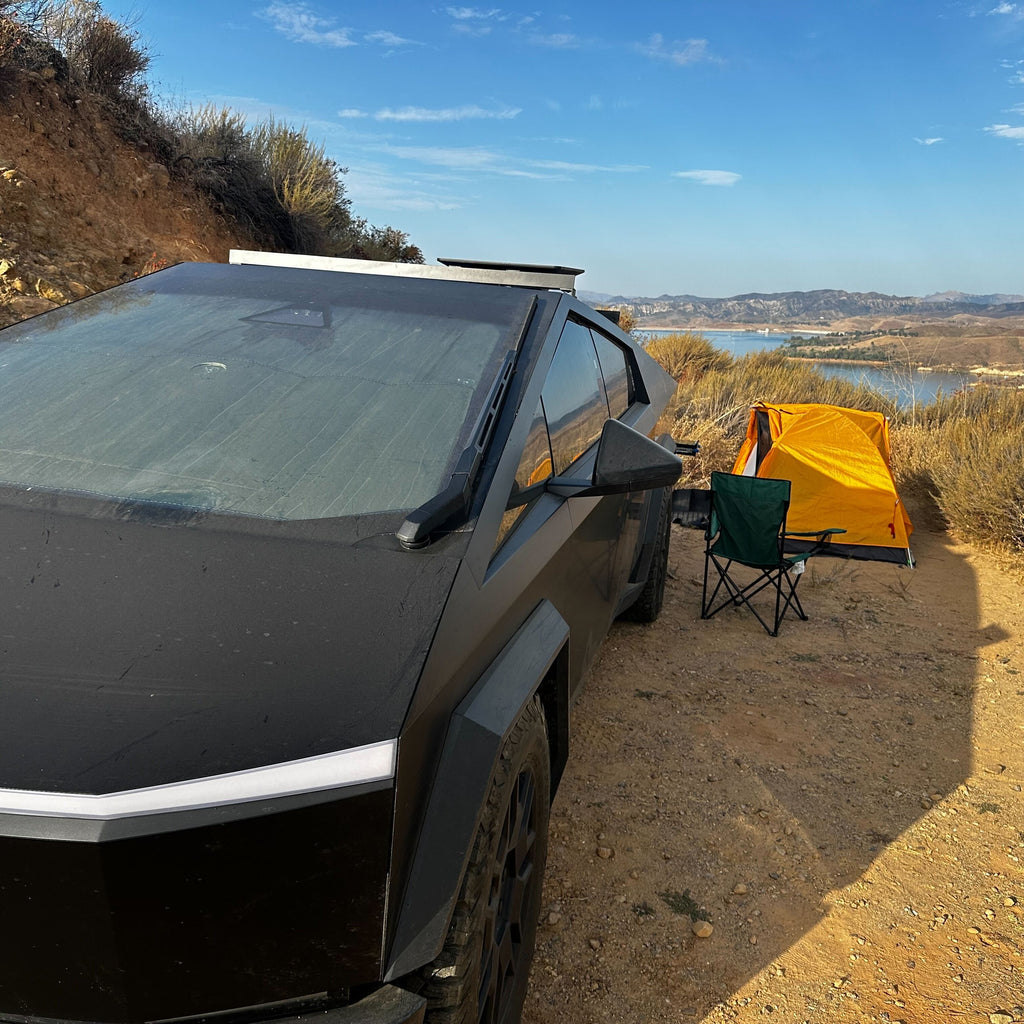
[384,598,568,982]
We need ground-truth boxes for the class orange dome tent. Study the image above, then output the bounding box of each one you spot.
[732,402,914,566]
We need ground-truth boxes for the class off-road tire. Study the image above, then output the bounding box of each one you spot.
[621,486,672,623]
[420,697,551,1024]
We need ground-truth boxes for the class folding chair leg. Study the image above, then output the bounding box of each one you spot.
[703,556,810,637]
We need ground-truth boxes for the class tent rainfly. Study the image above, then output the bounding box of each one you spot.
[732,402,914,567]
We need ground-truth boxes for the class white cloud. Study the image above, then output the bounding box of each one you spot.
[529,33,579,48]
[673,169,741,186]
[988,2,1019,13]
[378,144,506,171]
[259,2,355,47]
[445,6,502,18]
[586,95,603,111]
[445,6,505,35]
[373,105,521,122]
[364,30,419,47]
[914,136,944,145]
[986,123,1024,140]
[338,108,369,118]
[343,164,464,212]
[532,159,647,174]
[636,33,716,66]
[371,142,644,181]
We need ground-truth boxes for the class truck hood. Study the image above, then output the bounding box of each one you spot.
[0,490,459,796]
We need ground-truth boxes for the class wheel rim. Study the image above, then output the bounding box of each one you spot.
[478,766,538,1024]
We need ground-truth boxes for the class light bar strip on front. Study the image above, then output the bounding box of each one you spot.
[0,740,397,820]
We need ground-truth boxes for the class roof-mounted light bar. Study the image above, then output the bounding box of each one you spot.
[229,250,583,293]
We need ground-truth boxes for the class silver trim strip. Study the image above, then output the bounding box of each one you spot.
[228,249,580,292]
[0,740,397,820]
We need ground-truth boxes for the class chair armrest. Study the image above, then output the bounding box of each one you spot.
[785,528,846,537]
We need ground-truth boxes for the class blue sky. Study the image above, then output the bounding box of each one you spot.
[101,1,1023,298]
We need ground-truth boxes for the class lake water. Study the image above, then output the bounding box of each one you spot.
[642,329,969,409]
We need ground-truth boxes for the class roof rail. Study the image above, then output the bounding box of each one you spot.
[228,251,583,293]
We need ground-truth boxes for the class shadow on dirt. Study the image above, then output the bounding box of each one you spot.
[525,515,986,1022]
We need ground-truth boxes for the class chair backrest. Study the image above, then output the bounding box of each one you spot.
[708,472,791,568]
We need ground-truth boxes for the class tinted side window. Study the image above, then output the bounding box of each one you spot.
[542,321,609,475]
[495,398,552,549]
[591,330,631,418]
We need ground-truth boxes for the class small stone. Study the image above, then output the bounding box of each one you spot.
[588,937,601,950]
[748,935,757,945]
[35,278,66,303]
[1003,897,1017,907]
[147,162,170,188]
[691,919,713,938]
[629,869,640,880]
[988,1013,1012,1024]
[0,259,11,276]
[546,911,562,926]
[732,883,749,895]
[921,798,933,810]
[67,280,90,299]
[596,846,613,859]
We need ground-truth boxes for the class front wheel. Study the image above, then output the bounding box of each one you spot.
[421,697,551,1024]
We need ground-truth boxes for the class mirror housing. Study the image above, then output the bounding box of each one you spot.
[546,419,683,498]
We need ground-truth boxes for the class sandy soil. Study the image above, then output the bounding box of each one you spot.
[524,502,1024,1024]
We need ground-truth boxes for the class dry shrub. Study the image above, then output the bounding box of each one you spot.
[667,416,736,486]
[888,423,940,502]
[168,104,295,249]
[40,0,148,98]
[925,388,1024,551]
[249,116,348,252]
[645,332,732,381]
[74,12,147,98]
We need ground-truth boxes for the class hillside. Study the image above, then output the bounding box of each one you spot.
[582,288,1024,331]
[0,67,247,330]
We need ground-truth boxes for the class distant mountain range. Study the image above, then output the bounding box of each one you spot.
[578,288,1024,325]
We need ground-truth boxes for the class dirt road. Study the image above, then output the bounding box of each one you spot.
[524,504,1024,1024]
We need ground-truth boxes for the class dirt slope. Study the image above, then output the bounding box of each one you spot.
[0,68,244,330]
[525,503,1024,1024]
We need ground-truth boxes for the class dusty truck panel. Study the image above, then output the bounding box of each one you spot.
[0,254,680,1024]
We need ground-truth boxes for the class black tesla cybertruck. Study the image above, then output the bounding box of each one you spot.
[0,251,680,1024]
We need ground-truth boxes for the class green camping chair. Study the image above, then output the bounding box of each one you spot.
[701,472,846,636]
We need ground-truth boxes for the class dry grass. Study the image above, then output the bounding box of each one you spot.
[647,336,1024,557]
[0,2,423,262]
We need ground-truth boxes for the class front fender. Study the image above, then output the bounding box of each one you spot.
[384,599,568,981]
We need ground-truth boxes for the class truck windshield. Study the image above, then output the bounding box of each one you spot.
[0,262,534,520]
